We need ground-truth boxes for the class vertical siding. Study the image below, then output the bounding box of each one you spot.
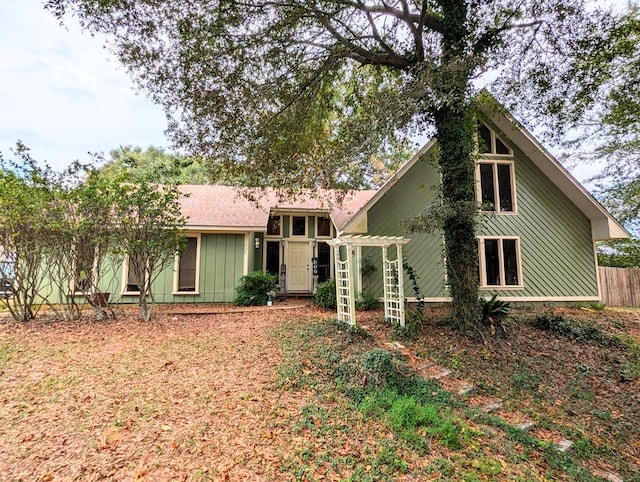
[97,233,246,304]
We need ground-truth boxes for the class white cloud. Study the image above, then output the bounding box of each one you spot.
[0,1,168,170]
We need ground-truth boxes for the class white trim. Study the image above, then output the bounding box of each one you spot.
[121,255,149,296]
[243,233,249,275]
[478,236,523,289]
[184,226,263,233]
[476,159,517,214]
[266,215,282,238]
[594,242,603,302]
[315,216,333,239]
[290,215,308,238]
[477,94,628,240]
[339,140,437,234]
[172,234,201,295]
[405,296,600,303]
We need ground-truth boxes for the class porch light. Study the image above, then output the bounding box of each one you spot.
[255,237,260,249]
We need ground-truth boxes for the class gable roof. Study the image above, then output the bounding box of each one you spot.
[178,185,376,231]
[341,94,628,241]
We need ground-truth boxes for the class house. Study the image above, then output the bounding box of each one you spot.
[99,96,626,306]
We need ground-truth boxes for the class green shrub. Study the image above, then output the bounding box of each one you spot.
[480,294,511,336]
[314,279,336,309]
[356,291,380,310]
[233,270,277,306]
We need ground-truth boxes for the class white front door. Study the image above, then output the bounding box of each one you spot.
[287,242,310,292]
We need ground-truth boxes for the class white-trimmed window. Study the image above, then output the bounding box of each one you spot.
[477,161,516,213]
[478,123,512,156]
[174,235,201,294]
[479,237,522,288]
[72,245,99,294]
[291,215,307,237]
[316,216,332,238]
[267,215,281,237]
[122,255,148,295]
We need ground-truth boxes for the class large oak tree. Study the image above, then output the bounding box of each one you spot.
[46,0,629,329]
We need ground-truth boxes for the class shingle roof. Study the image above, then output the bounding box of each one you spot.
[177,185,377,231]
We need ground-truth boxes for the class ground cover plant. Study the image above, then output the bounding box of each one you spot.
[0,303,638,480]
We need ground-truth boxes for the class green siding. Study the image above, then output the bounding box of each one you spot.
[366,156,446,299]
[367,131,599,300]
[99,233,246,304]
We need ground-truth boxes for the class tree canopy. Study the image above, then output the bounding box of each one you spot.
[99,145,211,184]
[45,0,634,329]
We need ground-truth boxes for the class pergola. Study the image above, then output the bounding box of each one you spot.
[326,235,411,327]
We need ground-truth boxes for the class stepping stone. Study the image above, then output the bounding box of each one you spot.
[481,401,502,413]
[556,439,573,452]
[457,384,475,396]
[435,368,452,379]
[515,421,535,431]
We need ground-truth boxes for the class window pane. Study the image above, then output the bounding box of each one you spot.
[479,163,495,209]
[495,136,510,154]
[178,237,198,291]
[127,256,143,292]
[292,216,306,236]
[317,217,331,237]
[503,239,519,285]
[497,164,513,212]
[266,241,280,276]
[267,216,280,236]
[479,123,492,153]
[484,239,500,286]
[317,242,331,282]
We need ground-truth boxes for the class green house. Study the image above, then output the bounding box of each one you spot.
[340,100,628,303]
[96,99,626,306]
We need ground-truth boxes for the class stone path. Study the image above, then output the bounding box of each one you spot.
[384,340,625,482]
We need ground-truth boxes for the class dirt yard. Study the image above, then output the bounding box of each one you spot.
[0,304,335,481]
[1,302,639,481]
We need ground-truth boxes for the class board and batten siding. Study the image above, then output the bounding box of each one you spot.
[365,130,599,301]
[109,232,246,304]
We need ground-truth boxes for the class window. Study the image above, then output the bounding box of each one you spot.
[317,242,331,282]
[265,240,281,277]
[267,216,281,236]
[317,217,332,237]
[72,246,98,294]
[477,161,515,212]
[479,237,522,288]
[292,216,306,236]
[174,236,200,293]
[124,255,146,294]
[478,123,511,155]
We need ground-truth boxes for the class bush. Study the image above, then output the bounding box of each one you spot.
[233,271,277,306]
[314,279,336,309]
[356,291,381,310]
[480,294,511,336]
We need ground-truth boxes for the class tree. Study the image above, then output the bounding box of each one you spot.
[46,0,629,330]
[0,144,56,322]
[100,145,211,185]
[107,166,187,321]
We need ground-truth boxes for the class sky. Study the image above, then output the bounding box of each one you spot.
[0,1,608,185]
[0,1,168,170]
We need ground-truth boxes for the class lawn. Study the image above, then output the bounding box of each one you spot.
[0,303,638,480]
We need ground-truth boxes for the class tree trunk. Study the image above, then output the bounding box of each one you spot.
[433,0,481,329]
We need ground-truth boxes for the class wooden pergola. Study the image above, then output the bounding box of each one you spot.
[326,235,411,327]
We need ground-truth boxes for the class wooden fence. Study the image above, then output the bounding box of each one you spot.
[599,266,640,307]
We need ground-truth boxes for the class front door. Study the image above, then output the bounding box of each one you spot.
[287,242,309,292]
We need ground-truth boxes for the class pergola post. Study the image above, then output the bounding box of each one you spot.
[328,235,410,328]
